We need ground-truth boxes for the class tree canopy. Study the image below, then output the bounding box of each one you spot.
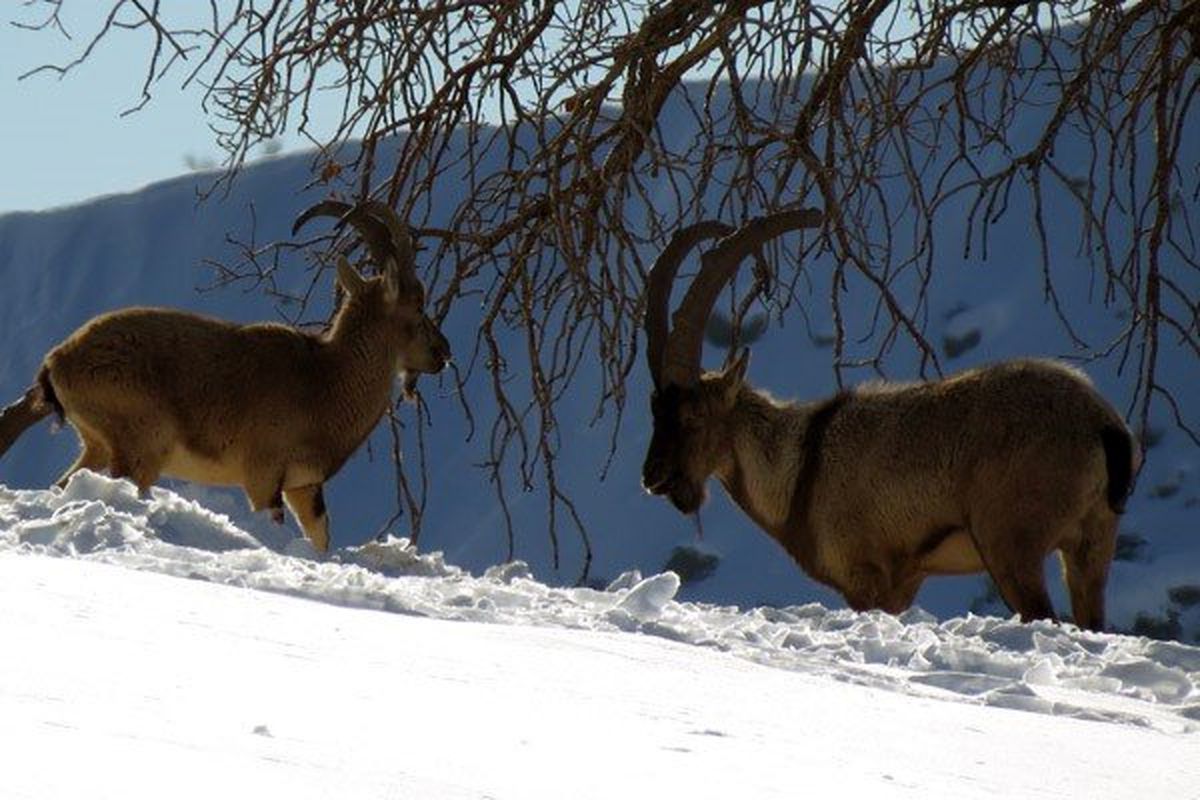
[16,0,1199,571]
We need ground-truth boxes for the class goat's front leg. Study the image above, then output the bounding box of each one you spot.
[244,469,286,524]
[284,484,329,552]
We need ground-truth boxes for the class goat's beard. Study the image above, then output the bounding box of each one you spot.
[400,371,419,402]
[667,480,707,515]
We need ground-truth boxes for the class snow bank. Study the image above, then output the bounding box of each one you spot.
[1,472,1197,734]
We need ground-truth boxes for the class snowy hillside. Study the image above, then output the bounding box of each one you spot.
[1,473,1198,799]
[1,59,1197,632]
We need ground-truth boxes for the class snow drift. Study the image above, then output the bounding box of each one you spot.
[2,472,1197,737]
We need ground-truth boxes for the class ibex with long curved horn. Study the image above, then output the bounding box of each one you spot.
[641,210,1135,630]
[0,200,450,552]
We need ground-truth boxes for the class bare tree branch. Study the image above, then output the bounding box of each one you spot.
[15,0,1198,577]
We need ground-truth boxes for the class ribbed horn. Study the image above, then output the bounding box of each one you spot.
[644,221,733,389]
[661,208,823,389]
[349,200,423,298]
[292,199,395,272]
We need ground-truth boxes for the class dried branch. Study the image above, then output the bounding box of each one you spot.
[16,0,1198,578]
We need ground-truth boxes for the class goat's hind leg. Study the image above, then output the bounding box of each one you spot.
[969,519,1058,624]
[244,467,287,524]
[56,430,110,489]
[107,433,171,497]
[1060,504,1117,632]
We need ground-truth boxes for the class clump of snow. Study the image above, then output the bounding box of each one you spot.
[1,471,1197,735]
[614,572,681,620]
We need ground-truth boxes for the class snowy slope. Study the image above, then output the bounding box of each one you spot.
[1,475,1198,800]
[1,70,1197,630]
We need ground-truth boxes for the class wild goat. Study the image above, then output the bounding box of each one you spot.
[0,200,450,552]
[641,211,1135,630]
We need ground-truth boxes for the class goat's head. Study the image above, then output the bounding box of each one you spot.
[641,211,822,513]
[643,349,750,514]
[294,200,451,376]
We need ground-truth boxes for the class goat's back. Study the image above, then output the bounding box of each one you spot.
[811,359,1129,542]
[45,307,330,459]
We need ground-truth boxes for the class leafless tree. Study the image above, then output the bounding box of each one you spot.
[14,0,1198,578]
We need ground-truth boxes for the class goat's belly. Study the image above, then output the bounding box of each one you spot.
[918,530,985,575]
[284,463,325,489]
[162,446,241,486]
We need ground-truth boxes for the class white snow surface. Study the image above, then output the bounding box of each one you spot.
[2,472,1199,799]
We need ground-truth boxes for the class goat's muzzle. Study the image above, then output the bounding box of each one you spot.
[642,461,706,515]
[408,320,451,375]
[429,326,452,372]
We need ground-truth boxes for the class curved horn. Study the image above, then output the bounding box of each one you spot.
[292,199,396,271]
[645,221,733,390]
[292,199,352,237]
[350,200,423,297]
[661,208,823,389]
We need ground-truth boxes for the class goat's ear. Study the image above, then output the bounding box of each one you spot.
[719,348,750,404]
[335,256,367,296]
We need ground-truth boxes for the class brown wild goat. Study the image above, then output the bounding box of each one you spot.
[641,211,1135,630]
[0,200,450,552]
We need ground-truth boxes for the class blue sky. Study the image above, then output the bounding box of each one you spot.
[3,4,218,213]
[0,4,310,214]
[2,4,924,217]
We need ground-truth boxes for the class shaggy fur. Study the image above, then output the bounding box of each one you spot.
[0,256,449,552]
[643,357,1135,630]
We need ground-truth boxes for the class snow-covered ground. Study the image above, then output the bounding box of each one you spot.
[2,473,1198,799]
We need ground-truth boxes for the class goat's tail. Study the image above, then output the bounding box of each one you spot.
[0,366,59,459]
[1100,424,1136,514]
